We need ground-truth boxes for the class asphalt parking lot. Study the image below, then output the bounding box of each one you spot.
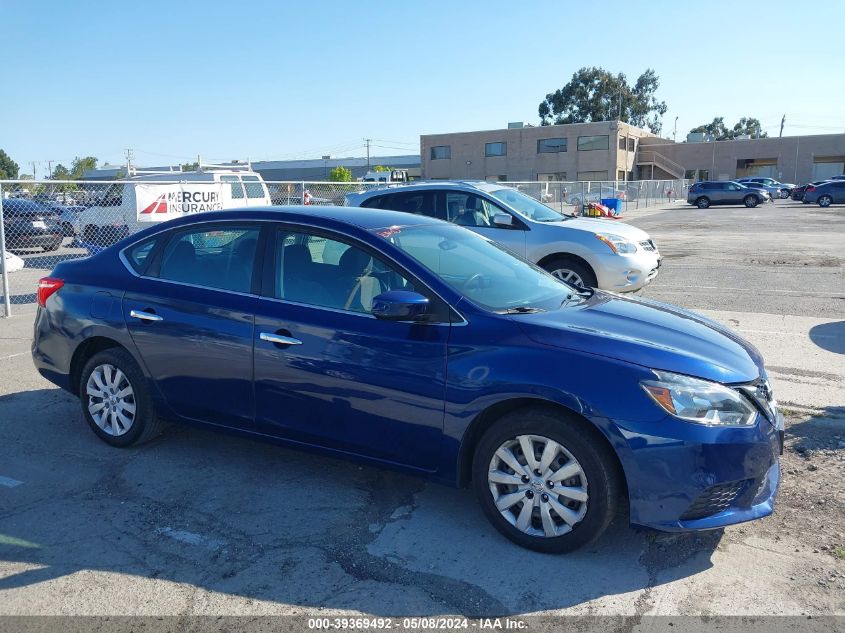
[0,198,843,619]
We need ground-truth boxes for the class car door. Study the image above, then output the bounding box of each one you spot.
[436,191,527,256]
[123,223,261,429]
[724,182,744,204]
[252,225,450,470]
[832,181,845,203]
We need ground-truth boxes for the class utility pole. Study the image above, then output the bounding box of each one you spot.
[673,116,679,143]
[46,160,55,179]
[364,139,371,170]
[779,114,785,138]
[125,148,134,175]
[29,161,38,180]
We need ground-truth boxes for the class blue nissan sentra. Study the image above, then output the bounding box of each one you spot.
[31,207,783,553]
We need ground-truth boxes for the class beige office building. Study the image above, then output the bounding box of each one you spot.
[421,121,845,184]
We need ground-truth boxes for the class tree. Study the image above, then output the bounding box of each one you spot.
[689,117,768,141]
[538,67,668,134]
[328,166,352,182]
[181,161,199,172]
[372,165,391,172]
[0,149,19,180]
[50,164,76,191]
[70,156,98,179]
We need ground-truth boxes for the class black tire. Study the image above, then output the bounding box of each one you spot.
[62,222,75,237]
[695,196,710,209]
[79,348,163,447]
[542,257,597,289]
[818,195,833,208]
[471,407,623,553]
[779,189,790,199]
[744,195,759,208]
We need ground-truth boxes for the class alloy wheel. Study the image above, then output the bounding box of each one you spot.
[488,434,588,538]
[550,268,584,286]
[86,363,136,436]
[819,196,832,208]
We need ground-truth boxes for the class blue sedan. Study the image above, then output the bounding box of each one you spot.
[31,206,783,552]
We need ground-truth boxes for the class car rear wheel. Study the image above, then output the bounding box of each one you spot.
[472,407,622,553]
[79,348,163,447]
[818,195,833,208]
[43,239,62,252]
[779,189,789,199]
[542,258,597,289]
[695,196,710,209]
[744,195,759,208]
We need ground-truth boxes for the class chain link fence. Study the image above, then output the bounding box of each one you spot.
[0,177,687,317]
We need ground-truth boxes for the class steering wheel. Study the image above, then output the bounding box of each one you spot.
[463,273,486,292]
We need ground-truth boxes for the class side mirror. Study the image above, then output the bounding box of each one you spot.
[492,213,513,227]
[371,290,430,321]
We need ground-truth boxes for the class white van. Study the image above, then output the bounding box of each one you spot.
[78,163,271,248]
[361,169,409,184]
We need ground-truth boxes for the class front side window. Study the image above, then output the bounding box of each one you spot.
[443,192,502,227]
[378,224,573,312]
[485,142,507,157]
[430,145,451,160]
[220,175,245,199]
[577,135,609,151]
[274,230,415,315]
[102,184,123,207]
[242,175,266,199]
[158,226,259,292]
[537,138,567,153]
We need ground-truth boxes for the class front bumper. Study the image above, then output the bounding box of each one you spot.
[593,249,661,293]
[617,411,781,532]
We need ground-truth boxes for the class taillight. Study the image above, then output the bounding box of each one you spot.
[806,185,816,192]
[37,277,64,307]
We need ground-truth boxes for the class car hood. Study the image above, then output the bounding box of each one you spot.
[513,291,764,384]
[546,217,651,242]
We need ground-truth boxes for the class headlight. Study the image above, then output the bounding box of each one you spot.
[596,233,637,254]
[640,370,757,427]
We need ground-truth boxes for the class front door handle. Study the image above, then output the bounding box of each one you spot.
[260,332,302,346]
[130,309,163,322]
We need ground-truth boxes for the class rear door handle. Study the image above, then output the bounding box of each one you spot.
[260,332,302,346]
[130,309,163,322]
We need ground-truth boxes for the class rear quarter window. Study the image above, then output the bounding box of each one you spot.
[125,238,157,274]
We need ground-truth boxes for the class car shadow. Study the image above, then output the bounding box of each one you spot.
[0,387,720,616]
[809,321,845,354]
[785,405,845,455]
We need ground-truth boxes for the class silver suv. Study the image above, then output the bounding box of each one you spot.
[345,181,661,292]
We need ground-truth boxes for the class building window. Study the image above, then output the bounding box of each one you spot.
[537,138,567,153]
[577,170,609,181]
[617,170,626,180]
[485,142,507,157]
[618,137,626,150]
[577,135,609,151]
[485,175,507,182]
[538,172,567,181]
[628,137,636,151]
[430,145,451,160]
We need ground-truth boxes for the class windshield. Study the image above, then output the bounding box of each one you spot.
[488,188,570,222]
[374,223,576,312]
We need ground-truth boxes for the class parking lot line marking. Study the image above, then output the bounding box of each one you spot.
[0,352,30,361]
[654,285,844,298]
[0,476,24,488]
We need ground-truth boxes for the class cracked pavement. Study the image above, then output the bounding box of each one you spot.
[0,199,843,617]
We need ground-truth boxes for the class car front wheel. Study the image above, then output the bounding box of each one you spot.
[744,195,759,208]
[472,407,622,553]
[818,195,833,208]
[79,348,163,447]
[542,258,597,289]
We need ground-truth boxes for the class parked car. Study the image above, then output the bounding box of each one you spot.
[3,250,25,273]
[735,177,795,199]
[791,181,829,202]
[802,180,845,207]
[43,201,87,236]
[346,181,660,293]
[686,181,771,209]
[32,206,782,553]
[1,198,64,252]
[829,175,845,181]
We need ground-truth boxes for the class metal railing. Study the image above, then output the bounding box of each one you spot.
[0,178,688,317]
[635,151,686,179]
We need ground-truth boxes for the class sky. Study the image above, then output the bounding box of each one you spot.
[2,0,844,177]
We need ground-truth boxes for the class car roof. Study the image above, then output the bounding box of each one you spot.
[128,206,444,241]
[347,180,508,200]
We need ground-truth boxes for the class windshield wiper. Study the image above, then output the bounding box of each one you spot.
[500,306,545,314]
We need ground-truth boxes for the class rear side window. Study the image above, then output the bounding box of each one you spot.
[125,238,156,274]
[158,226,260,292]
[220,175,245,199]
[361,196,383,209]
[372,192,435,217]
[242,175,266,199]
